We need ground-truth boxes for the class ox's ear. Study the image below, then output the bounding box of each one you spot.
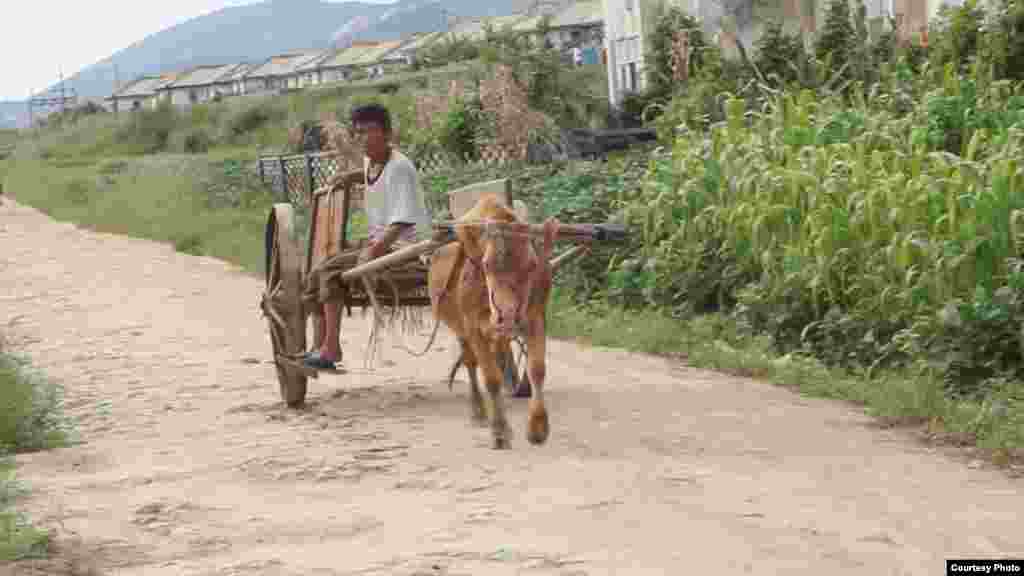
[541,217,559,262]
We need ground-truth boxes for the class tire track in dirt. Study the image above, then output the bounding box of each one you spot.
[2,198,1022,576]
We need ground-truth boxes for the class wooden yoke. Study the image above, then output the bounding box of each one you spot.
[447,178,513,220]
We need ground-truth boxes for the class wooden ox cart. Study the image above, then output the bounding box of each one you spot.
[260,169,625,408]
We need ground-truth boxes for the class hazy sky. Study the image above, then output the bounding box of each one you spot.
[0,0,396,102]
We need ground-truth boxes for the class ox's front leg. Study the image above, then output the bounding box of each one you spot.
[525,316,549,445]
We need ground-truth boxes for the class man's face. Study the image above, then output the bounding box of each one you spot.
[351,121,389,159]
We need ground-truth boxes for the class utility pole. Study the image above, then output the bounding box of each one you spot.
[28,67,78,128]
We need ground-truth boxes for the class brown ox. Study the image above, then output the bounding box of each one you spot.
[428,193,558,449]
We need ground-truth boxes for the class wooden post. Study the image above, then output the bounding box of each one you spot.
[257,157,265,184]
[278,156,288,202]
[305,154,315,200]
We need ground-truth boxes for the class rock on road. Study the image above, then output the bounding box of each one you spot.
[1,198,1021,576]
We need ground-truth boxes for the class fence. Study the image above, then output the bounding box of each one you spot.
[255,126,659,207]
[256,146,525,207]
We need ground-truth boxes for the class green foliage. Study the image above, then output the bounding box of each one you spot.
[7,153,277,273]
[439,97,484,161]
[414,34,482,70]
[0,461,51,562]
[929,0,987,74]
[815,0,857,87]
[604,77,1024,398]
[115,102,178,154]
[223,99,285,142]
[646,5,710,98]
[755,21,807,87]
[919,69,1024,155]
[0,339,63,562]
[480,33,610,130]
[982,0,1024,82]
[0,349,70,455]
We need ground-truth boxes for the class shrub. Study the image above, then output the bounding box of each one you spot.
[170,128,212,154]
[115,103,178,153]
[755,20,807,87]
[929,0,987,74]
[646,5,711,98]
[222,99,284,142]
[439,97,483,161]
[982,0,1024,81]
[0,344,69,455]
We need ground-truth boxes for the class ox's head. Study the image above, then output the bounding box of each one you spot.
[457,195,559,337]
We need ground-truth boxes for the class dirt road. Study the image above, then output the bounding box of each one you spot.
[2,198,1022,576]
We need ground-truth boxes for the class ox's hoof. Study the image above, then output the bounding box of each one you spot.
[491,425,512,449]
[527,402,549,445]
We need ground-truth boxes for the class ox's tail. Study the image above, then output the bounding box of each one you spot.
[447,348,463,391]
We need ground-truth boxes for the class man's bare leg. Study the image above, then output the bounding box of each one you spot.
[319,300,342,363]
[304,301,341,369]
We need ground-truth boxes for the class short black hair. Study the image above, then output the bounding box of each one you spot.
[350,103,391,132]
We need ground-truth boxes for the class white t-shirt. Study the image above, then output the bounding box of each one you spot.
[363,149,431,244]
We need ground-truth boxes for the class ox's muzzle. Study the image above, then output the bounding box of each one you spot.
[488,285,528,337]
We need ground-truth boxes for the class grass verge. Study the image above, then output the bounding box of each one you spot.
[0,334,73,562]
[545,287,1024,469]
[6,152,278,273]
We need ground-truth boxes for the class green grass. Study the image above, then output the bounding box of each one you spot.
[7,152,278,273]
[0,337,71,561]
[0,460,51,561]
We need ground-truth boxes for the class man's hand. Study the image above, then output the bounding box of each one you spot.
[358,241,387,264]
[330,169,363,190]
[358,223,410,264]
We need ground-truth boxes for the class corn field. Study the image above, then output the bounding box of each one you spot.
[611,69,1024,394]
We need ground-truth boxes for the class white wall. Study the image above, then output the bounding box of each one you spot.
[603,0,657,107]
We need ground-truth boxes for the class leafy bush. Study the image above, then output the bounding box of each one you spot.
[0,345,69,455]
[646,5,711,98]
[815,0,858,87]
[982,0,1024,81]
[929,0,987,74]
[439,97,484,161]
[115,103,177,153]
[222,99,285,142]
[755,20,807,88]
[170,128,213,154]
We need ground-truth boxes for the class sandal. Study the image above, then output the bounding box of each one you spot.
[302,351,337,370]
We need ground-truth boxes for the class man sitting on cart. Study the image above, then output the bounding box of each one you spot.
[303,103,432,371]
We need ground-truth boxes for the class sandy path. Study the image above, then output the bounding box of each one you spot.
[1,198,1022,576]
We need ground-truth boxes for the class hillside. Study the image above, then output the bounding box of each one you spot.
[41,0,526,103]
[0,102,24,129]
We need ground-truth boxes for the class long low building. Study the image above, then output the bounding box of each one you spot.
[103,0,606,110]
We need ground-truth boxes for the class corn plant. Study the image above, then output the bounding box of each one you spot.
[615,76,1024,392]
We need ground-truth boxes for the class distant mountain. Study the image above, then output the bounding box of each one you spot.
[47,0,528,101]
[0,102,27,129]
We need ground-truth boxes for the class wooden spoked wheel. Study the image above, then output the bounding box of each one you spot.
[262,203,308,408]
